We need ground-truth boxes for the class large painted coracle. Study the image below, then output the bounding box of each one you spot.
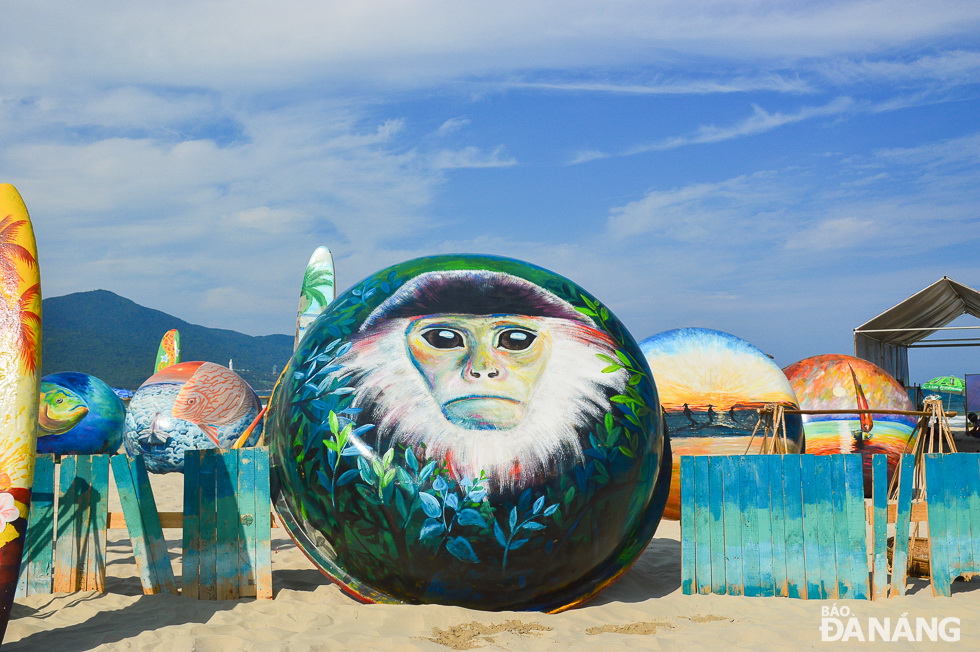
[268,255,671,611]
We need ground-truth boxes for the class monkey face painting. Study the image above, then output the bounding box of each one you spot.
[268,255,670,612]
[406,315,551,429]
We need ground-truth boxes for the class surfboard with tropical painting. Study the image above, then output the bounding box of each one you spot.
[155,328,181,373]
[0,183,41,642]
[294,246,335,350]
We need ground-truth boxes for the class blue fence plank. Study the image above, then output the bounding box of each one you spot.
[721,455,743,595]
[238,448,259,598]
[767,455,788,598]
[969,456,980,578]
[17,454,55,597]
[182,448,202,599]
[891,454,915,597]
[53,455,80,593]
[84,455,110,592]
[828,455,848,600]
[800,455,823,600]
[679,455,696,594]
[842,454,869,600]
[952,455,974,581]
[251,447,273,600]
[707,456,726,595]
[739,458,761,597]
[197,450,219,600]
[215,450,240,600]
[870,455,889,599]
[781,455,806,599]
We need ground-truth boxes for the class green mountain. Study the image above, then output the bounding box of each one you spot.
[41,289,293,392]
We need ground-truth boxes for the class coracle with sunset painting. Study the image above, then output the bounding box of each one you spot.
[640,327,804,520]
[267,255,670,612]
[0,183,41,642]
[123,360,263,473]
[782,353,917,495]
[37,372,125,455]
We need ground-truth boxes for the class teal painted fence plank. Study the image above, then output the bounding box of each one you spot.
[251,447,273,600]
[739,458,761,597]
[828,455,848,600]
[799,455,822,600]
[182,448,202,599]
[767,455,788,598]
[85,455,110,592]
[781,455,805,599]
[953,454,974,581]
[111,454,154,593]
[842,454,869,600]
[871,455,889,599]
[238,447,259,598]
[707,456,726,596]
[753,457,775,598]
[679,456,696,594]
[969,455,980,578]
[53,455,80,593]
[197,450,219,600]
[924,454,951,596]
[721,455,743,595]
[17,454,55,597]
[215,450,239,600]
[891,454,915,597]
[133,455,177,594]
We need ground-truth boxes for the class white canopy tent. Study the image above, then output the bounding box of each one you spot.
[853,277,980,387]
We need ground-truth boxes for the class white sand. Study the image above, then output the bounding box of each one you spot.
[6,431,980,650]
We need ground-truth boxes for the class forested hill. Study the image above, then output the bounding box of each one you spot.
[41,289,293,391]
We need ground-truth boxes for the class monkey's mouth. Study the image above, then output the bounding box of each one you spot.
[442,396,524,430]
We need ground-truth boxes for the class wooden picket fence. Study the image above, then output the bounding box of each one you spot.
[680,452,979,600]
[17,448,273,601]
[923,453,980,597]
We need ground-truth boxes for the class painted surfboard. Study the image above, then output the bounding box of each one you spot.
[294,246,335,350]
[154,328,181,373]
[0,183,41,641]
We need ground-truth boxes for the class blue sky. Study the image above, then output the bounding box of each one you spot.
[3,1,979,383]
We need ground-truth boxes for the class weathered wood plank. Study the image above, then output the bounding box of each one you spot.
[53,455,79,593]
[132,455,177,594]
[251,447,273,600]
[842,454,868,600]
[237,448,258,599]
[111,454,155,594]
[721,455,743,595]
[182,449,203,599]
[969,455,980,578]
[781,455,805,600]
[18,455,55,597]
[83,455,110,592]
[870,454,889,600]
[197,450,219,600]
[767,455,788,598]
[754,457,775,598]
[739,458,761,597]
[891,454,915,597]
[679,455,696,595]
[952,454,974,581]
[827,455,848,600]
[707,456,726,596]
[799,454,823,600]
[215,450,239,600]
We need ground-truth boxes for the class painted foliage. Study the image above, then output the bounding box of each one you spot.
[268,255,670,611]
[38,372,126,455]
[783,354,916,494]
[123,361,263,473]
[294,246,336,349]
[641,328,804,520]
[0,183,41,639]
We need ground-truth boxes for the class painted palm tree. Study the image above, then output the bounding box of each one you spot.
[0,214,41,374]
[0,215,37,295]
[299,266,334,313]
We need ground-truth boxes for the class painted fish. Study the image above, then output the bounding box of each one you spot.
[37,384,89,435]
[171,362,256,445]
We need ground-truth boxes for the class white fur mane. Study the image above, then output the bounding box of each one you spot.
[336,316,627,490]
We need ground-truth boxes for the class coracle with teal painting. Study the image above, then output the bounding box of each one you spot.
[37,372,126,455]
[268,255,671,611]
[123,361,263,473]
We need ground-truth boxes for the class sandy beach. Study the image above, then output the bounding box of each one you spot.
[5,430,979,651]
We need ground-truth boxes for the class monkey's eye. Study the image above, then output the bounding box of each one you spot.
[422,328,465,349]
[497,329,536,351]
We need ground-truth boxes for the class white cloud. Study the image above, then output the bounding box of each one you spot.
[436,118,471,136]
[431,145,517,170]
